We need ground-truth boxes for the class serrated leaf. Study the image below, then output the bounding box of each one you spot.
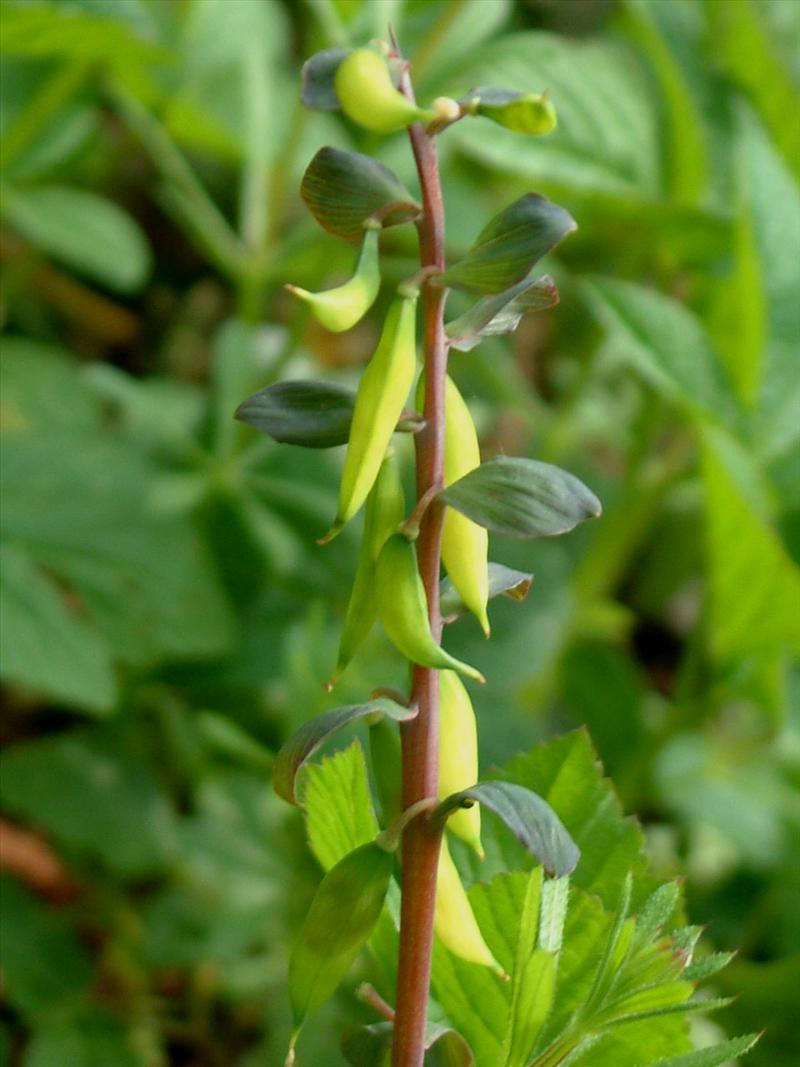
[302,740,379,871]
[439,456,601,539]
[434,781,579,877]
[301,47,350,110]
[582,277,736,422]
[683,951,736,982]
[438,194,575,294]
[301,146,420,243]
[500,866,548,1067]
[446,275,558,352]
[235,380,422,449]
[494,731,650,909]
[441,562,533,622]
[0,184,151,293]
[644,1032,760,1067]
[633,882,681,946]
[289,841,393,1031]
[273,698,414,804]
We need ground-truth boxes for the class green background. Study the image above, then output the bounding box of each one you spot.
[1,0,798,1064]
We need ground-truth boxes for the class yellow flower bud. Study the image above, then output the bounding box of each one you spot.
[438,670,483,857]
[434,836,503,974]
[286,224,380,333]
[334,48,433,133]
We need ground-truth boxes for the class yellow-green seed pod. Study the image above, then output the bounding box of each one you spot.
[434,836,503,974]
[417,373,490,635]
[438,670,483,857]
[285,224,380,333]
[330,450,405,685]
[471,91,557,135]
[334,48,434,134]
[375,532,485,683]
[321,289,418,542]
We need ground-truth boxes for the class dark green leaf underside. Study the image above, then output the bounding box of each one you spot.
[235,379,422,448]
[439,456,601,538]
[301,48,350,111]
[438,194,575,293]
[301,146,420,243]
[434,780,580,876]
[273,698,414,804]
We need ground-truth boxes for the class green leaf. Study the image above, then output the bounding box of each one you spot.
[441,562,533,623]
[24,1012,141,1067]
[0,876,93,1018]
[439,456,601,539]
[644,1033,760,1067]
[703,432,800,661]
[500,867,550,1067]
[537,876,569,956]
[0,724,178,878]
[300,146,420,243]
[495,731,651,909]
[302,740,380,871]
[438,194,575,294]
[434,781,580,877]
[301,48,350,110]
[289,841,394,1033]
[273,697,415,804]
[446,33,660,199]
[582,277,736,422]
[0,184,151,293]
[0,544,116,712]
[235,379,423,449]
[341,1022,474,1067]
[445,275,558,352]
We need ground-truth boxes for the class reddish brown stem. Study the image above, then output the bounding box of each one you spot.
[391,62,448,1067]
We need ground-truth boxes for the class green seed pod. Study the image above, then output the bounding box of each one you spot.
[334,48,433,133]
[289,841,393,1036]
[375,532,485,683]
[434,836,503,974]
[321,289,418,543]
[438,670,483,857]
[330,450,405,684]
[469,90,557,135]
[285,223,380,333]
[418,373,490,635]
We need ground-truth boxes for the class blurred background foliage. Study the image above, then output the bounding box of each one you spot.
[0,0,798,1064]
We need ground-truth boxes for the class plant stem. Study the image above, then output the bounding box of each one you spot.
[391,63,448,1067]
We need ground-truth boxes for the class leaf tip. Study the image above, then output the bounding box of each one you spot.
[317,521,343,546]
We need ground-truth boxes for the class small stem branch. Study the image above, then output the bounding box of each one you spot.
[391,54,448,1067]
[357,984,396,1023]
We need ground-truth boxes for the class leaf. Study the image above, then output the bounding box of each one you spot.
[581,277,736,422]
[439,457,601,539]
[273,697,415,804]
[445,33,660,199]
[300,146,420,243]
[494,731,651,909]
[438,194,576,294]
[0,184,151,293]
[446,275,558,352]
[0,544,116,713]
[500,867,550,1067]
[235,379,423,449]
[301,48,350,110]
[644,1033,760,1067]
[0,724,178,878]
[289,841,394,1032]
[0,876,93,1018]
[703,432,800,661]
[434,781,580,877]
[24,1012,141,1067]
[441,562,533,623]
[302,740,380,871]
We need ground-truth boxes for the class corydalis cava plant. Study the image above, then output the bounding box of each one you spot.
[236,36,757,1067]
